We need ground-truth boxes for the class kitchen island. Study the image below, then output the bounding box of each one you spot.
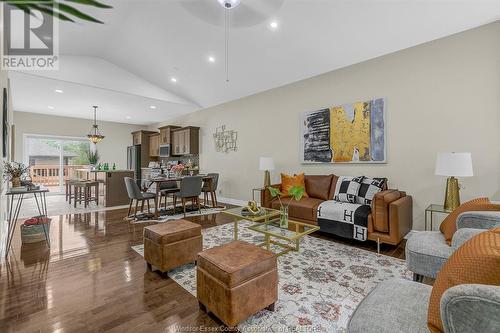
[75,169,134,207]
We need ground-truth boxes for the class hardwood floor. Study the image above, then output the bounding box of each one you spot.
[0,205,407,332]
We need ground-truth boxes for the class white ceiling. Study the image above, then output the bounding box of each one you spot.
[10,0,500,125]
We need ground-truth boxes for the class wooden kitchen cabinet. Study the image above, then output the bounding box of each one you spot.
[131,130,157,146]
[158,125,180,145]
[172,127,199,155]
[149,133,160,157]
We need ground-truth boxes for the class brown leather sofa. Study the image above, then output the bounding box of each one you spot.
[261,174,412,247]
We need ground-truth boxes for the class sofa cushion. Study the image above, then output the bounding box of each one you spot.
[305,175,333,200]
[197,240,277,288]
[427,228,500,333]
[280,172,308,197]
[271,197,323,222]
[348,279,432,333]
[334,176,364,203]
[356,177,387,205]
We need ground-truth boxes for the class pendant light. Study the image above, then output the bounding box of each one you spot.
[87,105,105,144]
[218,0,241,82]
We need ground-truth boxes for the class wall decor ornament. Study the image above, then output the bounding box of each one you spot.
[213,125,237,153]
[300,98,386,163]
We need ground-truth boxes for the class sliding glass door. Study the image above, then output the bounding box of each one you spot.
[25,135,90,193]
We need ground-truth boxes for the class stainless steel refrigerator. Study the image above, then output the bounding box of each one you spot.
[127,145,141,186]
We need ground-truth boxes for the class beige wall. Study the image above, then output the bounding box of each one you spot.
[13,112,146,169]
[154,22,500,231]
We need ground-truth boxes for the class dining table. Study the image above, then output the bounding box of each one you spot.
[146,174,216,218]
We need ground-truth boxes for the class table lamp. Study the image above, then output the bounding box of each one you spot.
[259,157,275,188]
[435,152,473,211]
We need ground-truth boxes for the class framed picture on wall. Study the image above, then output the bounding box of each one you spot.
[300,97,386,164]
[2,88,8,158]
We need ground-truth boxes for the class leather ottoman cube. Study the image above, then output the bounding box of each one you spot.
[197,240,278,328]
[143,219,202,274]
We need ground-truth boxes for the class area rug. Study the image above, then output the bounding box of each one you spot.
[128,206,225,223]
[132,220,411,332]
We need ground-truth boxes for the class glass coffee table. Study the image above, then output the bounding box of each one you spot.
[222,206,280,240]
[248,218,320,256]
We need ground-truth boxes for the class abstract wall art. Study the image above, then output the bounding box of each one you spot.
[301,98,386,163]
[213,125,238,153]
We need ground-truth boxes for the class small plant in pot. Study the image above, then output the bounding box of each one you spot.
[267,185,305,228]
[3,161,30,188]
[87,149,100,170]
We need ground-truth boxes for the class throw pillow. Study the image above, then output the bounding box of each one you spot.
[356,177,387,205]
[427,227,500,333]
[280,173,308,198]
[333,176,364,203]
[439,197,500,245]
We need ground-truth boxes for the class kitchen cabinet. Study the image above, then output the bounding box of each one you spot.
[172,127,199,155]
[131,130,157,145]
[158,125,180,145]
[149,133,160,157]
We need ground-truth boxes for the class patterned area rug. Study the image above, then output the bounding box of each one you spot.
[132,220,411,332]
[127,206,225,223]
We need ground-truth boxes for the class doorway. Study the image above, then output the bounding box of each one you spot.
[24,135,91,194]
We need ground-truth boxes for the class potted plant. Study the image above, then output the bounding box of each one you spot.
[267,185,305,228]
[3,161,30,187]
[87,149,100,170]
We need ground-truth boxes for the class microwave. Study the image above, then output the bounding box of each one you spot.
[159,144,171,157]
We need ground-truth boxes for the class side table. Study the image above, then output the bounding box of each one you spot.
[5,187,50,257]
[252,187,265,202]
[424,204,452,231]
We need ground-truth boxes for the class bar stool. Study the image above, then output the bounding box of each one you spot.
[65,179,78,203]
[73,181,99,208]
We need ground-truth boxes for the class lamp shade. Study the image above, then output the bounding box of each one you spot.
[435,152,473,177]
[259,157,275,171]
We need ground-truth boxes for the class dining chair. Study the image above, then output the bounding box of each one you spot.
[124,177,157,218]
[159,178,180,209]
[202,173,219,208]
[173,176,203,217]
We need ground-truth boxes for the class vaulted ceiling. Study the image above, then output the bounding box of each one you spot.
[10,0,500,125]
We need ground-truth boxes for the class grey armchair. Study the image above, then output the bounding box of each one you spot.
[347,279,500,333]
[406,211,500,281]
[173,176,203,217]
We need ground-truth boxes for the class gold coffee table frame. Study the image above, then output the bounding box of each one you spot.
[222,207,280,240]
[248,218,320,256]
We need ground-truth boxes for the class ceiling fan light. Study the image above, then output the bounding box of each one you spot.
[217,0,241,9]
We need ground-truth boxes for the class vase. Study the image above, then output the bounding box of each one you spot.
[280,206,288,229]
[11,177,21,187]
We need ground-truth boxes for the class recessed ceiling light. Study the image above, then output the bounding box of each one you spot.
[208,56,216,63]
[126,116,132,120]
[150,105,156,109]
[48,106,55,109]
[55,89,63,93]
[269,21,279,30]
[170,77,177,83]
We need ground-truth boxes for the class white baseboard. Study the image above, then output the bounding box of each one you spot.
[216,196,247,207]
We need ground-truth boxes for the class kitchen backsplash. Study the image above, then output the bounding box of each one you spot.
[161,155,199,168]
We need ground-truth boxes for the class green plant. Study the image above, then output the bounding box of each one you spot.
[86,149,100,165]
[267,185,305,211]
[1,0,113,24]
[2,161,30,180]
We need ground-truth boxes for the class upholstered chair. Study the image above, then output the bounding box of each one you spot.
[406,211,500,281]
[173,176,203,217]
[124,177,157,218]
